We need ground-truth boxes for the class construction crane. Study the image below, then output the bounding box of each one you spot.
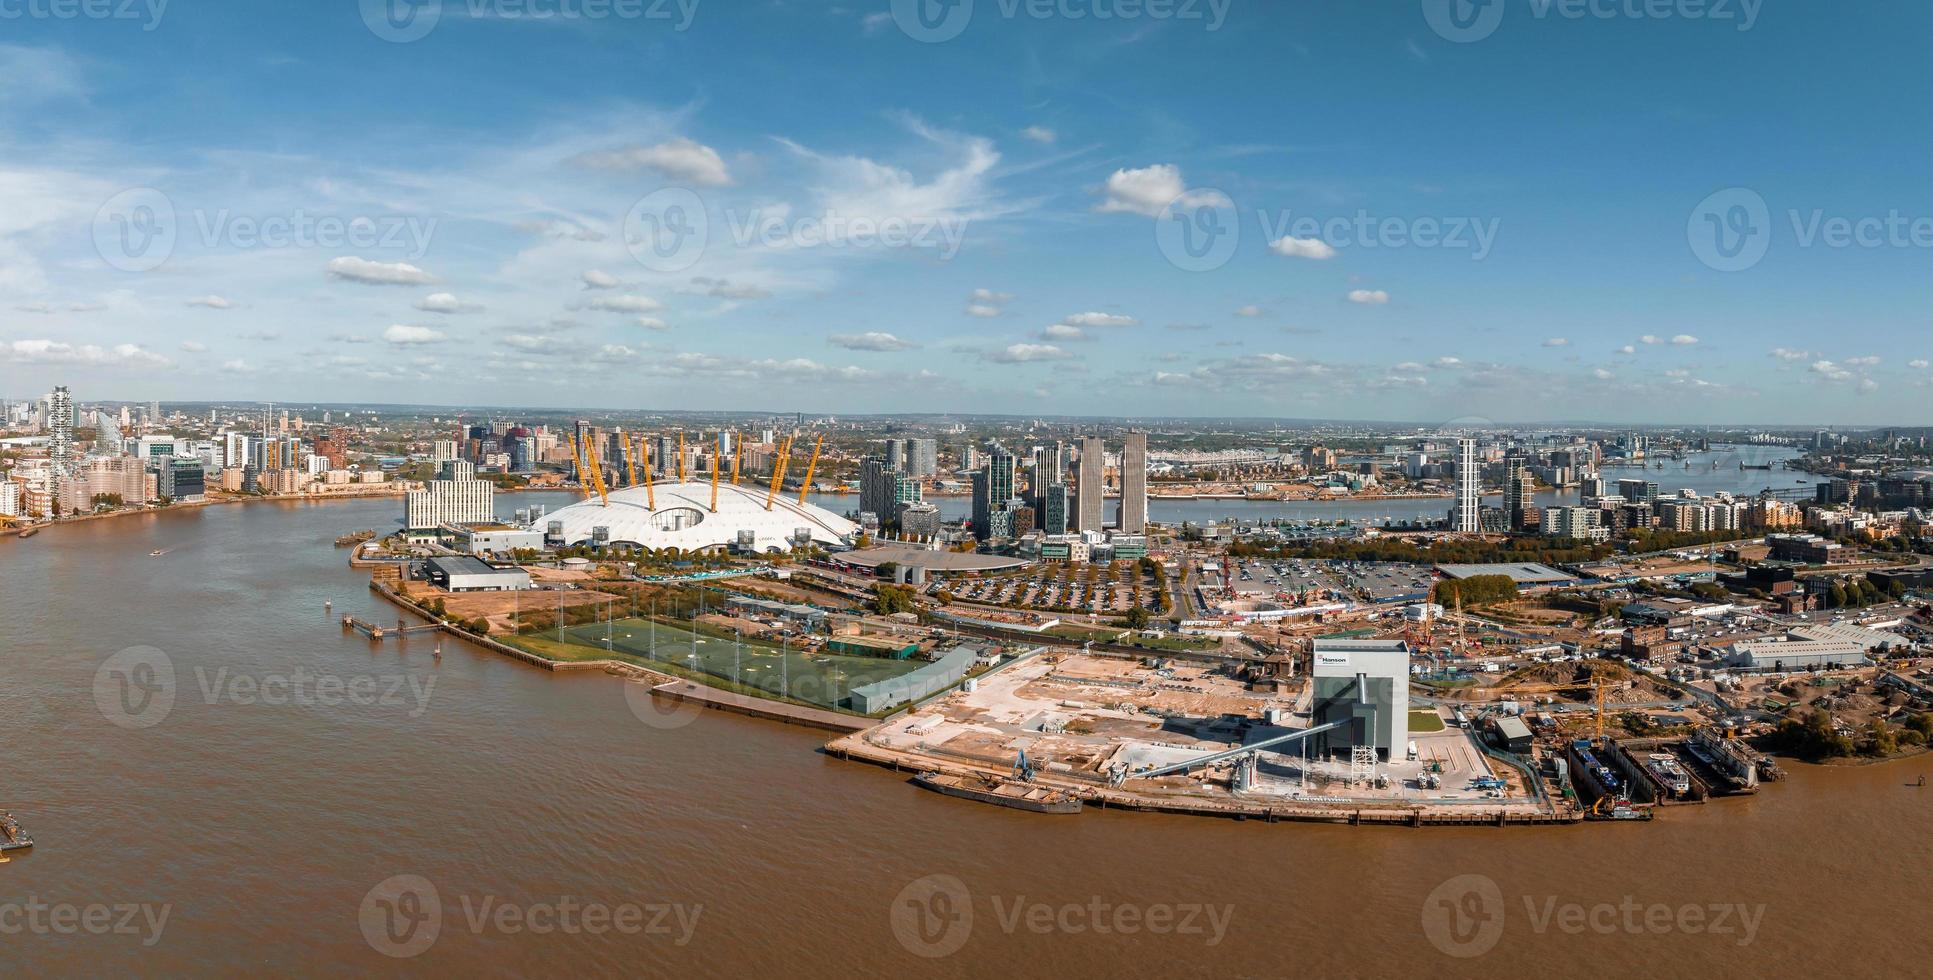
[765,435,794,511]
[637,434,655,511]
[676,431,687,483]
[567,435,594,504]
[796,433,825,505]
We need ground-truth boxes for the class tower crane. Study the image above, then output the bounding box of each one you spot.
[797,433,825,505]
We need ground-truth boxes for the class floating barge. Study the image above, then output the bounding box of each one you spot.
[913,772,1084,814]
[1,811,32,852]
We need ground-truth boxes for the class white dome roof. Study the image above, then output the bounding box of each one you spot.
[536,481,855,553]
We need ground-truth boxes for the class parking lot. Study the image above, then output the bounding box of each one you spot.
[946,563,1165,615]
[1227,558,1436,605]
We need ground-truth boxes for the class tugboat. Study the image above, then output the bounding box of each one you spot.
[149,549,166,557]
[0,811,32,853]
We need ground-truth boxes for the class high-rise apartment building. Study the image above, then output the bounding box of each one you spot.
[404,459,496,530]
[1450,438,1479,533]
[1076,435,1105,532]
[48,386,75,477]
[907,438,939,478]
[1120,431,1147,533]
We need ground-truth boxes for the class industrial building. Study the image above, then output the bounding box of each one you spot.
[1309,638,1411,760]
[848,645,982,713]
[1435,562,1578,587]
[422,556,531,592]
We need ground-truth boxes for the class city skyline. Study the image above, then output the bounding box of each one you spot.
[5,6,1932,422]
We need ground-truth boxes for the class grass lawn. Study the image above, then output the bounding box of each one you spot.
[1409,708,1448,733]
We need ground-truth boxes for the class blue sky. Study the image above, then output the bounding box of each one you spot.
[2,0,1930,423]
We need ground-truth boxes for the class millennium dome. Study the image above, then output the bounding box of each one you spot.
[535,481,857,553]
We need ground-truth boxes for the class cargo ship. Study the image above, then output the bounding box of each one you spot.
[0,811,32,852]
[913,772,1083,814]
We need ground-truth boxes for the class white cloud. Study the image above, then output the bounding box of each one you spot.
[1269,236,1336,260]
[586,294,663,314]
[987,343,1071,363]
[1095,164,1219,217]
[828,331,916,351]
[1640,334,1663,345]
[0,339,168,367]
[581,269,620,290]
[1670,334,1699,346]
[1811,360,1852,382]
[179,341,207,353]
[186,295,233,310]
[1042,324,1087,341]
[1233,305,1264,318]
[1616,345,1637,355]
[964,304,1003,318]
[1346,289,1390,305]
[570,137,733,186]
[1911,359,1930,370]
[414,292,480,314]
[221,359,253,372]
[970,288,1012,304]
[1592,368,1615,380]
[1435,356,1463,367]
[1060,311,1137,328]
[383,324,446,346]
[1542,338,1569,348]
[1843,355,1881,366]
[690,276,771,300]
[326,256,435,286]
[636,317,670,331]
[1769,347,1811,361]
[1020,126,1056,144]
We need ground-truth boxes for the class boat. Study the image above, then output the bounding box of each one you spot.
[1646,753,1692,795]
[0,811,32,852]
[912,772,1083,814]
[149,550,166,557]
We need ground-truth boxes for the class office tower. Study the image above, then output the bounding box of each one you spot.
[1039,482,1070,535]
[908,438,938,478]
[986,444,1016,511]
[970,445,1018,540]
[1120,431,1147,533]
[48,386,75,477]
[1450,438,1479,533]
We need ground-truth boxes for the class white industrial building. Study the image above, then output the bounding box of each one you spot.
[1310,638,1411,760]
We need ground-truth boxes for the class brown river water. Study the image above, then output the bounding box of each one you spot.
[1,494,1926,977]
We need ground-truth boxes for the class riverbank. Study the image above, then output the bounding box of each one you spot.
[2,486,409,541]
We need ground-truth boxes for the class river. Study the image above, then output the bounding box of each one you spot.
[2,481,1925,977]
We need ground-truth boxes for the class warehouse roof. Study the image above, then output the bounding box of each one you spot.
[1435,562,1576,585]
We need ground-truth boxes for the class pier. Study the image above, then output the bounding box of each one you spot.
[340,614,442,641]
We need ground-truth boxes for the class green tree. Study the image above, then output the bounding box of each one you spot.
[1125,606,1151,630]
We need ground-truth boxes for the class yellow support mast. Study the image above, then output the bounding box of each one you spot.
[638,434,656,511]
[583,436,611,507]
[568,435,594,503]
[797,433,824,505]
[731,431,743,485]
[624,431,637,489]
[710,432,721,513]
[765,435,793,511]
[676,431,687,483]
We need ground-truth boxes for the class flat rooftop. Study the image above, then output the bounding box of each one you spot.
[1435,562,1576,584]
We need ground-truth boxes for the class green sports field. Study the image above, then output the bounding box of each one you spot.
[556,617,925,710]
